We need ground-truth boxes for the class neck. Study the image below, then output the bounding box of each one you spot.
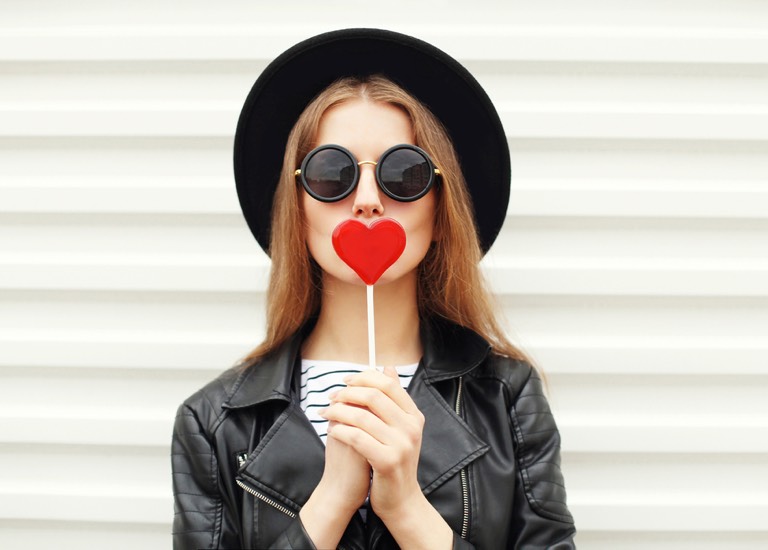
[301,271,422,367]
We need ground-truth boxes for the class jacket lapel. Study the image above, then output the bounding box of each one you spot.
[409,368,489,496]
[237,402,326,509]
[224,330,327,509]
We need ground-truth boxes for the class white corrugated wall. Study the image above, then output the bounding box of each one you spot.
[1,1,766,548]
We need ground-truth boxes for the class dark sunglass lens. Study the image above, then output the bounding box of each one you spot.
[379,148,432,199]
[303,148,355,200]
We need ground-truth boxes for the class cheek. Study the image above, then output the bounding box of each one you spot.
[302,197,337,239]
[302,199,345,265]
[406,194,437,238]
[404,220,434,262]
[392,197,437,262]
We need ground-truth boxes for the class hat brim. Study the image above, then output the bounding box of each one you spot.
[234,28,510,254]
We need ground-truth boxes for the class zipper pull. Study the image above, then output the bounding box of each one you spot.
[236,452,248,468]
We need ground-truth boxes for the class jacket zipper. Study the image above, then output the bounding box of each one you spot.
[236,478,297,518]
[237,479,352,549]
[455,376,470,540]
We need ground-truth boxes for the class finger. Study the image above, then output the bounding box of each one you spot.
[321,402,394,445]
[326,422,386,465]
[331,386,408,426]
[343,369,420,415]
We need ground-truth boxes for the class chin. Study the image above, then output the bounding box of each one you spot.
[374,265,420,288]
[321,266,370,288]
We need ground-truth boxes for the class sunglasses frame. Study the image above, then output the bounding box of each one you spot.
[296,143,440,203]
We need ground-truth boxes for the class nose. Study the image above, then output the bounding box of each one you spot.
[352,164,384,218]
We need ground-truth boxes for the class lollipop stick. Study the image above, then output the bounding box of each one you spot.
[367,284,375,369]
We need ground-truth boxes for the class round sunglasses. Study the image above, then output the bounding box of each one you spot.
[295,143,440,203]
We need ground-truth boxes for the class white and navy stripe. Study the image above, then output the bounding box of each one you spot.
[299,360,418,443]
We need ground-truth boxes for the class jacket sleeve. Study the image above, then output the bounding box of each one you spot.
[507,368,576,549]
[172,402,239,549]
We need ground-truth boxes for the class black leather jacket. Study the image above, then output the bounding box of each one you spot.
[172,319,576,549]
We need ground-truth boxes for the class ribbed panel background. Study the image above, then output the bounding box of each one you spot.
[1,2,767,548]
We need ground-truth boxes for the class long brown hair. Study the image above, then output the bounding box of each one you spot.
[241,75,529,365]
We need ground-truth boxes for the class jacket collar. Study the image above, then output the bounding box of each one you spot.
[224,318,492,409]
[222,331,304,409]
[419,317,492,382]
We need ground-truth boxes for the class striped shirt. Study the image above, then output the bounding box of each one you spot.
[299,359,419,443]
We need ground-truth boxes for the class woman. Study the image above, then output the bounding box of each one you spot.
[172,29,576,549]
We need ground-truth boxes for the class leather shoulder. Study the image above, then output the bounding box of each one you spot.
[469,354,574,525]
[178,364,244,434]
[466,353,535,400]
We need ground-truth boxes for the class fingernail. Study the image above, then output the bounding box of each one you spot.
[342,375,352,383]
[317,408,327,416]
[328,390,339,400]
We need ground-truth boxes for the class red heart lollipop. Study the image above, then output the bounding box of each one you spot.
[332,218,406,285]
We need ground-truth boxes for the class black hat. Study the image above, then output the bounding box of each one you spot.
[234,28,510,254]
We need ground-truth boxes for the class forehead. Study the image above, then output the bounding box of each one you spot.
[314,99,414,155]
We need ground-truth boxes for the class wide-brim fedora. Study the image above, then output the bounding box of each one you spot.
[234,27,510,255]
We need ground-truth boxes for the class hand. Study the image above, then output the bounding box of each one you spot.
[319,420,372,511]
[320,366,425,521]
[299,418,371,549]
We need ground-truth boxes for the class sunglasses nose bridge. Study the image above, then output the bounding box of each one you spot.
[355,160,380,192]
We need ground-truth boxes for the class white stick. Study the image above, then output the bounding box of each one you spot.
[367,284,375,370]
